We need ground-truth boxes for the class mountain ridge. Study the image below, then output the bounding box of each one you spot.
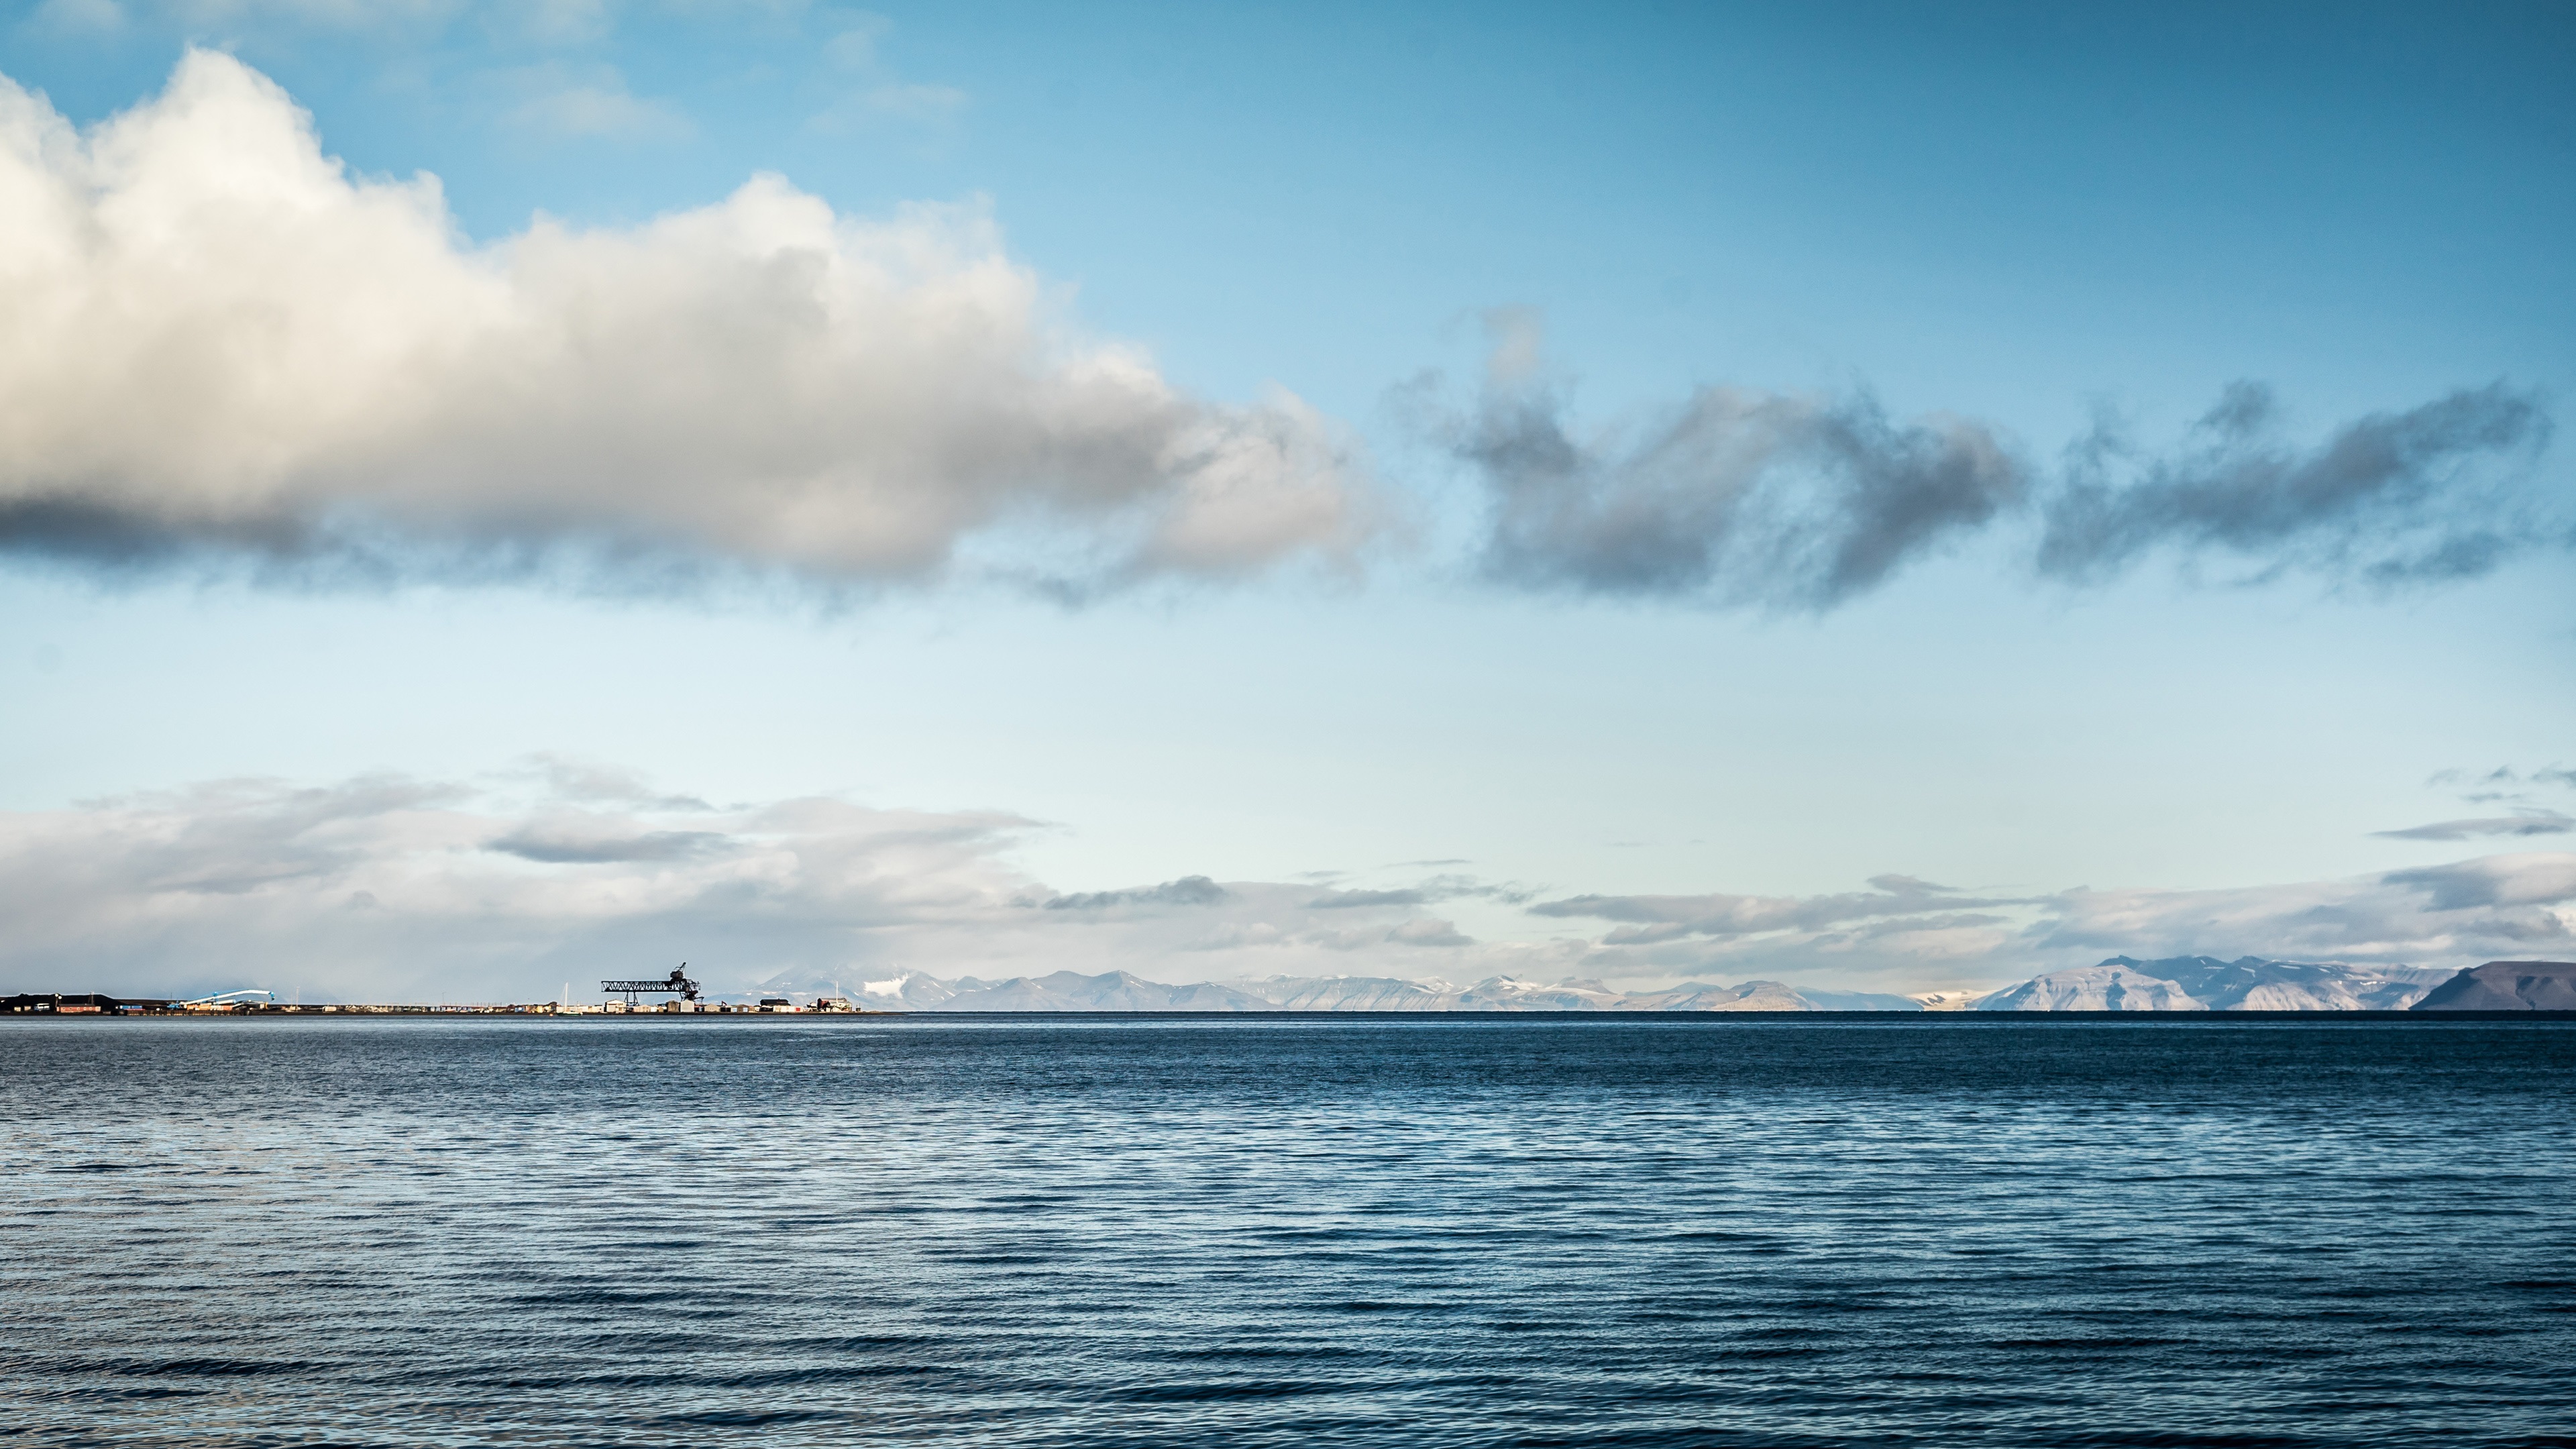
[763,968,1926,1012]
[758,956,2548,1012]
[2410,960,2576,1010]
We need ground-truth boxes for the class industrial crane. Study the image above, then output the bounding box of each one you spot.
[600,965,699,1008]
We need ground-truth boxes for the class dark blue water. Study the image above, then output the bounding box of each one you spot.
[3,1016,2571,1448]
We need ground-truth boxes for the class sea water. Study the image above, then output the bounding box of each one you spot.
[3,1015,2571,1447]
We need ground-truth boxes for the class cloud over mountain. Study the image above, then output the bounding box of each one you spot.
[0,51,1371,594]
[5,763,2567,1002]
[2035,854,2576,961]
[1531,873,2021,946]
[1533,860,2575,985]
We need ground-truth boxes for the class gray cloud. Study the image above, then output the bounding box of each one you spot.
[1449,316,2022,609]
[2428,765,2576,808]
[108,775,465,896]
[1546,855,2573,987]
[1041,875,1228,911]
[2023,853,2576,963]
[2038,381,2551,584]
[2373,812,2575,843]
[486,828,729,863]
[515,755,712,812]
[2382,856,2576,913]
[1436,318,2555,610]
[1387,918,1472,948]
[1309,874,1535,910]
[1530,875,2017,944]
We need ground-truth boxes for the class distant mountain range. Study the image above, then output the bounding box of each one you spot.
[775,969,1922,1012]
[755,956,2574,1012]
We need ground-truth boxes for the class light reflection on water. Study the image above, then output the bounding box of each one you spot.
[4,1016,2572,1447]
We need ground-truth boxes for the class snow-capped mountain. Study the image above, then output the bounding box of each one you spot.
[1972,963,2210,1011]
[937,971,1275,1011]
[1974,956,2456,1011]
[1246,975,1463,1010]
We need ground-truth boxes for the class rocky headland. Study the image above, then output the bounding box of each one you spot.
[2410,960,2576,1010]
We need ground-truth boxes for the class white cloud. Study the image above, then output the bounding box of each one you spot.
[24,0,130,36]
[0,51,1371,592]
[808,15,968,135]
[153,0,460,28]
[808,78,968,131]
[502,67,693,140]
[33,1,796,42]
[504,0,611,46]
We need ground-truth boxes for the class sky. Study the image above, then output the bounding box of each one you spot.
[1,0,2571,1003]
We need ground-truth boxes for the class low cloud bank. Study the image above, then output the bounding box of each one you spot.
[2031,854,2576,961]
[0,769,1520,1003]
[1495,856,2572,984]
[2,766,2567,1003]
[0,52,1368,594]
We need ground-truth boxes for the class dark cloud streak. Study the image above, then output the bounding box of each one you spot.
[1460,373,2023,610]
[2373,812,2574,842]
[486,829,730,863]
[1308,888,1427,909]
[1531,875,2023,944]
[2038,380,2550,584]
[1040,876,1228,911]
[1434,321,2556,612]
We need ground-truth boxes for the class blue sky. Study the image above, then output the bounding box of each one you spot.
[1,1,2570,1001]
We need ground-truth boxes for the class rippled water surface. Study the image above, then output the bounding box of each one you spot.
[4,1016,2573,1448]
